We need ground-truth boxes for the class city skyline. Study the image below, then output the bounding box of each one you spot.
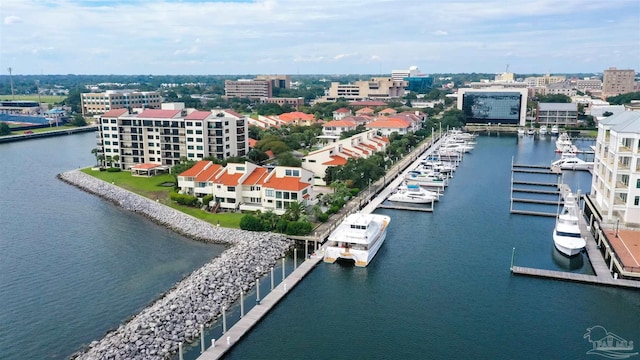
[1,0,639,75]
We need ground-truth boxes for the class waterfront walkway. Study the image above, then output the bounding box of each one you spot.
[0,124,98,143]
[511,184,640,289]
[195,134,448,359]
[197,255,322,359]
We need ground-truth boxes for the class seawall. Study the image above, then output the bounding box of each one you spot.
[58,170,293,359]
[0,125,98,143]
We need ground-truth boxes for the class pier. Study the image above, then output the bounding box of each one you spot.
[510,266,640,289]
[194,133,450,359]
[0,125,98,143]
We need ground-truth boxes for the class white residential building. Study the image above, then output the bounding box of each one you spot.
[96,104,248,169]
[177,161,314,215]
[302,130,388,185]
[589,111,640,226]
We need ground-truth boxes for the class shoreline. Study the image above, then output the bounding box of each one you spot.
[58,170,293,359]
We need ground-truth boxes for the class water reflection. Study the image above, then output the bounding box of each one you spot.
[551,247,584,270]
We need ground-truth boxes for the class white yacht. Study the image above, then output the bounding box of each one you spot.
[555,133,577,153]
[551,156,594,171]
[550,125,559,135]
[517,127,525,136]
[552,193,586,257]
[539,125,548,135]
[324,213,391,267]
[388,183,439,204]
[406,169,448,187]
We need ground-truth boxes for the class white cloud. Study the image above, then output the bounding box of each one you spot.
[0,0,638,74]
[3,15,23,25]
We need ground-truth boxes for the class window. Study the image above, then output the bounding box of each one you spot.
[227,186,235,192]
[635,196,640,206]
[276,191,282,199]
[637,179,640,188]
[266,189,274,197]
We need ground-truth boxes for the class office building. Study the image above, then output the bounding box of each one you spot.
[81,90,162,116]
[255,75,291,89]
[323,77,407,102]
[457,88,528,125]
[602,67,635,99]
[224,79,272,99]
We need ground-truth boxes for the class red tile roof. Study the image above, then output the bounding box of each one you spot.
[323,155,348,165]
[224,109,244,118]
[217,171,243,186]
[366,118,410,129]
[379,108,398,115]
[334,108,351,113]
[137,109,181,118]
[279,111,315,122]
[179,160,211,177]
[355,107,374,114]
[131,163,163,170]
[195,164,223,182]
[264,176,309,191]
[102,109,129,117]
[185,111,211,120]
[323,119,357,127]
[242,167,269,185]
[248,138,257,148]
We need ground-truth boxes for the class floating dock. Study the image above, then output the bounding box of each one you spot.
[511,266,640,289]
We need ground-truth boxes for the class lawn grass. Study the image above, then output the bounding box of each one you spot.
[0,94,66,104]
[81,168,244,228]
[10,124,80,133]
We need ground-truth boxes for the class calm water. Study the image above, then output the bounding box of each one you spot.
[216,134,639,360]
[0,132,226,359]
[1,132,638,360]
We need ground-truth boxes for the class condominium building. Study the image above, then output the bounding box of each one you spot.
[177,160,314,214]
[602,67,636,99]
[588,110,640,226]
[536,103,578,127]
[224,79,272,99]
[81,90,162,116]
[323,77,407,102]
[523,74,566,87]
[96,103,248,169]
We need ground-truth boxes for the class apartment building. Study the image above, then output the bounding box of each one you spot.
[323,77,408,102]
[588,111,640,226]
[177,161,314,214]
[523,74,566,87]
[536,103,578,127]
[81,90,162,116]
[457,88,528,125]
[224,79,272,99]
[302,130,388,185]
[602,67,636,99]
[96,103,248,170]
[259,97,304,110]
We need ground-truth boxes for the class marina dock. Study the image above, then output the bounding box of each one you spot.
[510,266,640,289]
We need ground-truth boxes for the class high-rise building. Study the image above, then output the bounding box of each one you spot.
[588,110,640,226]
[602,67,635,99]
[96,103,248,169]
[255,75,291,89]
[322,77,407,102]
[81,90,162,116]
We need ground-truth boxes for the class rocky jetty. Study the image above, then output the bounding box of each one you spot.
[59,170,292,359]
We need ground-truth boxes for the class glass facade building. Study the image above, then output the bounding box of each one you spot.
[461,92,522,124]
[405,77,433,93]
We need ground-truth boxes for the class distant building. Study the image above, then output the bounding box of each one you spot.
[332,108,352,120]
[602,67,635,99]
[495,72,515,82]
[322,77,407,102]
[523,74,566,87]
[81,90,162,116]
[536,103,578,127]
[255,75,291,89]
[0,100,42,115]
[224,79,272,99]
[546,81,577,97]
[392,66,432,94]
[391,66,422,81]
[457,88,528,125]
[259,97,304,110]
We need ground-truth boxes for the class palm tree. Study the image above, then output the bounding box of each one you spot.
[90,148,99,166]
[97,154,105,167]
[284,201,305,221]
[113,155,120,168]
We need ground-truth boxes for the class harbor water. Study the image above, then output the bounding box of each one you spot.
[1,131,638,359]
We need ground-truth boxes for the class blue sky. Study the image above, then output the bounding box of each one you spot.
[1,0,638,75]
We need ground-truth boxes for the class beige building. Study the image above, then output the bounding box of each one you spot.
[602,67,635,99]
[322,77,407,102]
[81,90,162,116]
[224,79,272,99]
[523,74,566,87]
[255,75,291,89]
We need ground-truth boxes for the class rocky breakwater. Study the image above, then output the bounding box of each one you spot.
[59,170,293,359]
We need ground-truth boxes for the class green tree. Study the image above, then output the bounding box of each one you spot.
[71,114,87,126]
[90,148,100,165]
[283,201,305,221]
[0,122,11,136]
[276,152,302,167]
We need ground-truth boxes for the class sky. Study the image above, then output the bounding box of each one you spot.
[1,0,639,75]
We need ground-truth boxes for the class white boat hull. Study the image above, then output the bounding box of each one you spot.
[553,235,585,257]
[323,214,390,267]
